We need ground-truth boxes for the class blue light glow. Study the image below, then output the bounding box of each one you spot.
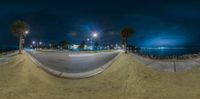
[158,46,166,49]
[140,34,188,47]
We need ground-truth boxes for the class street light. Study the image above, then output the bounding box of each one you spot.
[32,41,36,45]
[90,32,98,50]
[32,41,36,49]
[38,41,43,50]
[25,30,29,35]
[92,32,98,38]
[39,41,42,45]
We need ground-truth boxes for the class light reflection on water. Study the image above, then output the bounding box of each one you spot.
[138,47,200,56]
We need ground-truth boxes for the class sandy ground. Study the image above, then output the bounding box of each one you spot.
[1,53,200,99]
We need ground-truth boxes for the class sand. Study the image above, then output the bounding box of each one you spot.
[1,53,200,99]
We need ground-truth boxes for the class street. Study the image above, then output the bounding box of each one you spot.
[27,50,119,73]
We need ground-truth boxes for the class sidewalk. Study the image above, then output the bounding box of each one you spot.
[0,51,17,64]
[131,53,200,72]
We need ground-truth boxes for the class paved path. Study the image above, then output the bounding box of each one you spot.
[131,53,200,72]
[0,57,10,64]
[0,51,17,65]
[27,50,119,73]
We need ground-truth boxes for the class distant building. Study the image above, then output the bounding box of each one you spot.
[69,44,79,50]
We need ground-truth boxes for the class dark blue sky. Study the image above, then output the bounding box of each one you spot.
[1,0,200,47]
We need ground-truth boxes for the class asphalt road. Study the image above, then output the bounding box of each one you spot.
[27,50,119,73]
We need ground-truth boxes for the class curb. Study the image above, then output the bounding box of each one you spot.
[26,51,121,79]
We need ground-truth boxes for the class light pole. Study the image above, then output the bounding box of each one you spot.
[21,30,29,51]
[39,41,42,45]
[92,32,98,50]
[86,38,90,50]
[32,41,36,49]
[39,41,42,49]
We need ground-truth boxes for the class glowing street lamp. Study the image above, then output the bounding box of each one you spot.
[31,41,36,49]
[90,32,98,50]
[92,32,98,38]
[39,41,42,45]
[25,30,29,35]
[32,41,36,45]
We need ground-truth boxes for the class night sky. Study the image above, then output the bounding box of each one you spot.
[1,0,200,48]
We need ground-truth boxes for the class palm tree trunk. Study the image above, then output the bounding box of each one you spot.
[125,37,127,54]
[18,34,22,54]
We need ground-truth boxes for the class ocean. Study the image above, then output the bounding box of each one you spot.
[138,47,200,56]
[0,47,18,52]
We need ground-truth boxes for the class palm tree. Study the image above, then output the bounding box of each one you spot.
[11,20,30,54]
[59,40,68,49]
[120,27,134,54]
[78,41,85,50]
[94,42,99,50]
